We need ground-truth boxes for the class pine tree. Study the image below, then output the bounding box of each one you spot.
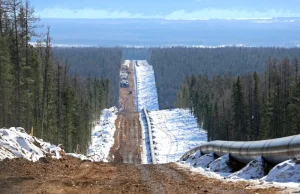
[287,77,300,135]
[253,72,260,139]
[0,36,12,127]
[232,77,248,140]
[41,26,51,138]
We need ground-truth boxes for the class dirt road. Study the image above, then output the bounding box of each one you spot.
[109,61,142,164]
[0,157,281,194]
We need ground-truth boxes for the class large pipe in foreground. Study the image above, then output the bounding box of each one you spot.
[181,134,300,165]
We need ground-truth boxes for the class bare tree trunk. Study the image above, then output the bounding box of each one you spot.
[33,48,40,125]
[62,62,69,147]
[56,62,62,144]
[41,27,51,138]
[11,0,21,127]
[25,0,29,130]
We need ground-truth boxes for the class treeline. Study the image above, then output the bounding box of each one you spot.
[0,0,110,153]
[122,47,150,60]
[52,47,122,106]
[150,47,300,109]
[177,57,300,141]
[52,47,152,106]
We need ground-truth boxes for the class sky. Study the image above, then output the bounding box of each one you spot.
[30,0,300,20]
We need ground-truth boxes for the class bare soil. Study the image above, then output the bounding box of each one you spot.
[0,156,281,194]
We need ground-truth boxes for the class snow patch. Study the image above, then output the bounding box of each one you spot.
[262,159,300,183]
[184,150,202,166]
[123,60,130,67]
[180,151,300,189]
[229,157,266,180]
[0,127,63,162]
[209,154,232,173]
[135,60,159,111]
[193,153,215,168]
[148,109,207,163]
[67,153,89,161]
[87,107,118,162]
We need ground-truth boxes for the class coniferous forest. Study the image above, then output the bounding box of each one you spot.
[150,47,300,109]
[0,0,115,153]
[176,57,300,141]
[52,47,123,105]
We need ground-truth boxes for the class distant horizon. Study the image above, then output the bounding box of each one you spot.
[39,17,300,20]
[33,18,300,47]
[36,9,300,20]
[30,0,300,20]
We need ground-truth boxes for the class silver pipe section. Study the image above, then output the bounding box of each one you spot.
[181,134,300,165]
[133,60,139,111]
[143,108,157,164]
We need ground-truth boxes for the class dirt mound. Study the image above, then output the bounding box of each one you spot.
[0,156,82,178]
[0,157,281,194]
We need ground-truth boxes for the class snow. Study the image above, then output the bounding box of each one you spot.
[209,154,232,173]
[135,60,159,111]
[185,150,201,165]
[0,127,62,162]
[134,60,206,164]
[262,159,300,184]
[179,151,300,189]
[192,153,215,168]
[229,157,266,180]
[0,106,118,163]
[87,107,118,162]
[123,60,130,67]
[66,153,89,161]
[148,109,207,163]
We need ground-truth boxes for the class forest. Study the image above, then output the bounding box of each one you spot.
[52,47,151,105]
[52,47,123,105]
[122,47,151,61]
[176,57,300,141]
[150,47,300,109]
[0,0,112,153]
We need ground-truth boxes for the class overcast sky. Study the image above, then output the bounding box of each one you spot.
[30,0,300,19]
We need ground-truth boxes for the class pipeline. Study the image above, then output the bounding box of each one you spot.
[133,60,139,111]
[180,134,300,165]
[134,60,156,164]
[143,108,157,164]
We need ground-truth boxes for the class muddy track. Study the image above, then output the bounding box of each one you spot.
[109,61,142,164]
[0,157,281,194]
[111,113,142,164]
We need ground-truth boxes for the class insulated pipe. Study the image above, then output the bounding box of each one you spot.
[143,108,157,164]
[133,60,139,111]
[180,134,300,165]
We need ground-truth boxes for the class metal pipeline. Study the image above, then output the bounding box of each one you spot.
[180,134,300,165]
[143,108,157,164]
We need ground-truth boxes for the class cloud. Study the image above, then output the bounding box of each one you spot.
[165,8,300,20]
[37,8,161,19]
[37,8,300,19]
